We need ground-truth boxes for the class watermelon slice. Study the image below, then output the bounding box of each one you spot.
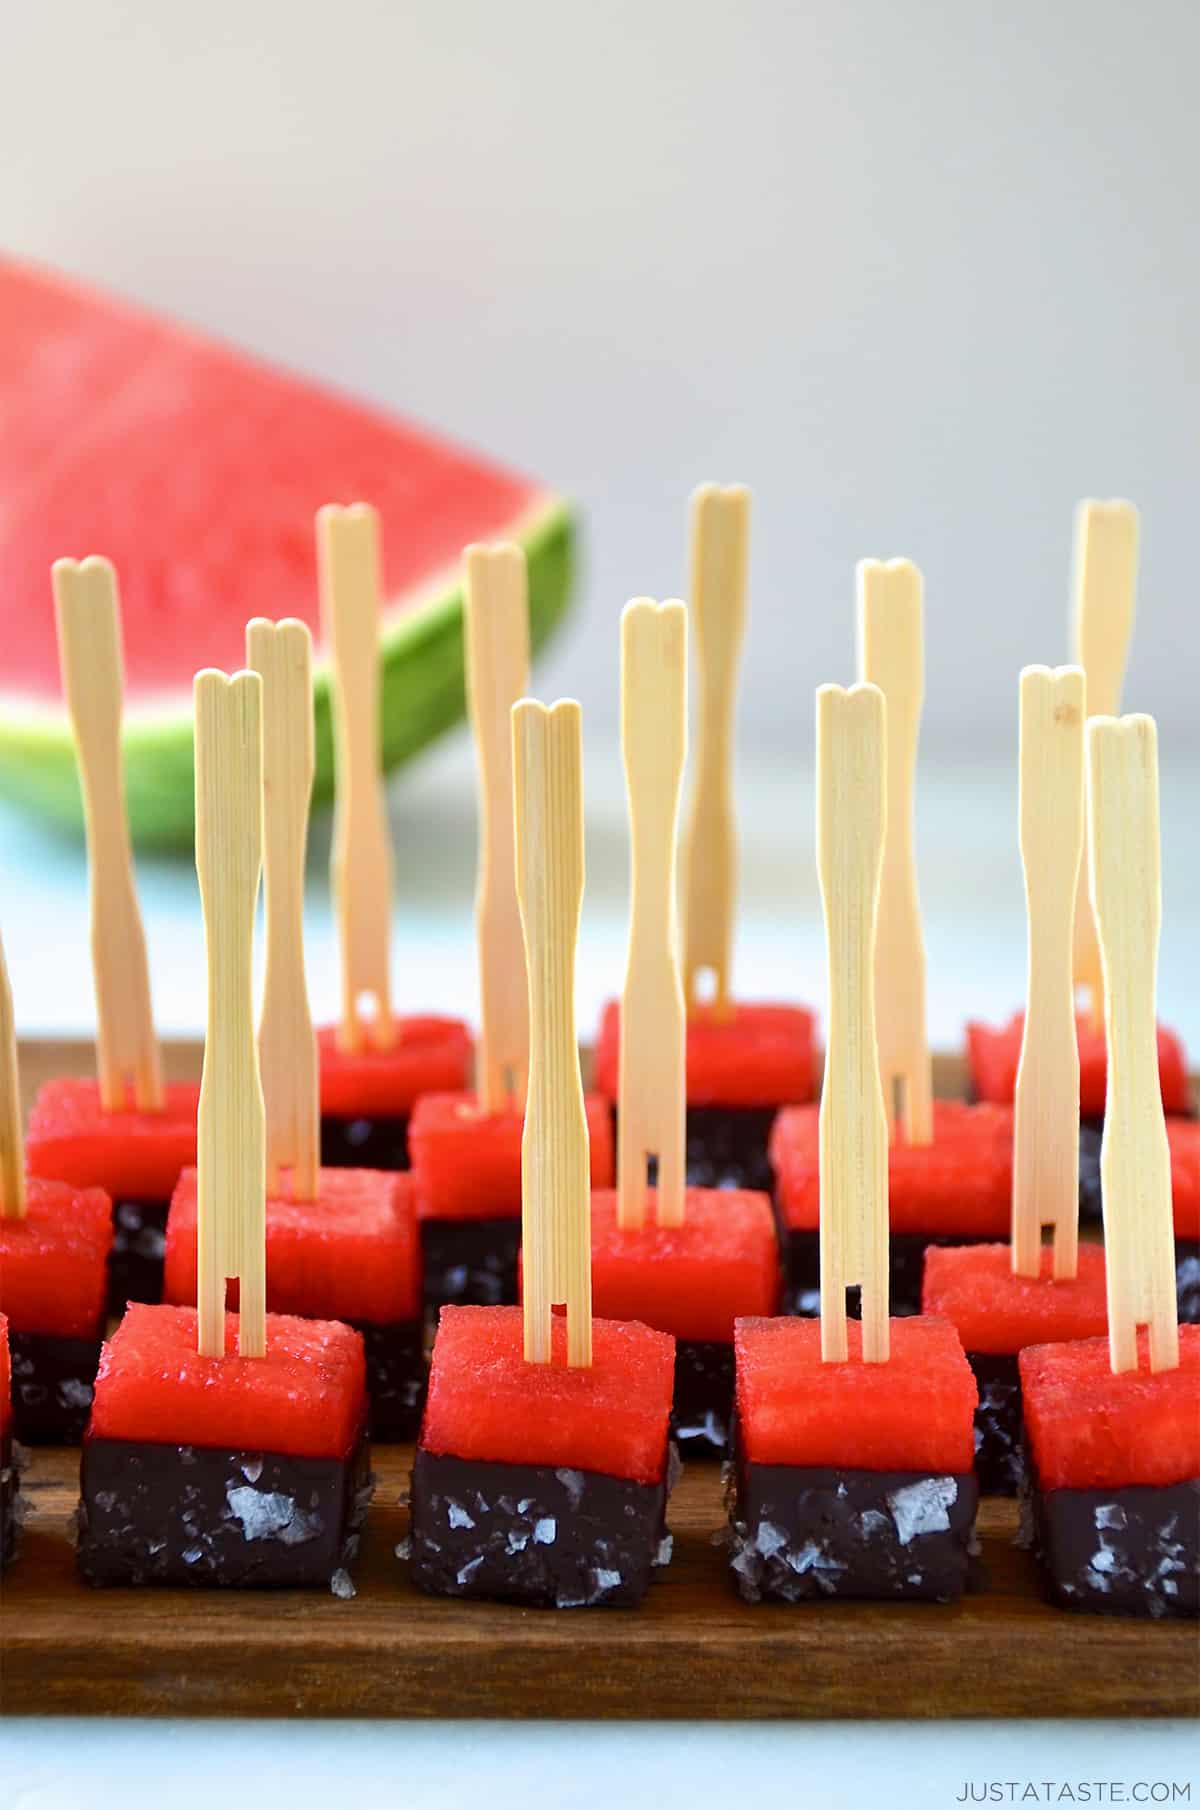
[921,1242,1108,1356]
[734,1314,977,1473]
[25,1078,199,1199]
[1019,1325,1200,1492]
[0,259,575,845]
[586,1188,780,1342]
[163,1166,421,1325]
[420,1305,675,1485]
[966,1011,1190,1118]
[409,1091,614,1221]
[771,1099,1014,1236]
[88,1303,367,1460]
[0,1177,113,1338]
[594,998,817,1109]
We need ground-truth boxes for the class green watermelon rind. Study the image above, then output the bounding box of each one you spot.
[0,496,575,849]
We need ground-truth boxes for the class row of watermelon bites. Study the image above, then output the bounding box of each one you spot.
[0,997,1196,1614]
[2,1298,1197,1614]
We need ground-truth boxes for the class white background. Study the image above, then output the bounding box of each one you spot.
[1,1,1197,1797]
[3,0,1198,758]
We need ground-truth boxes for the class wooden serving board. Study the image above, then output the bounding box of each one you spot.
[2,1040,1196,1721]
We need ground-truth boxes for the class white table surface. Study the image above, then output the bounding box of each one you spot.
[1,744,1196,1796]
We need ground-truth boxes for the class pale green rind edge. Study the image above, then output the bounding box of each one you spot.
[0,498,576,849]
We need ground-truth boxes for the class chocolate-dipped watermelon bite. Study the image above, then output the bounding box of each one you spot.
[771,1099,1013,1316]
[730,683,980,1604]
[923,667,1109,1493]
[0,929,113,1443]
[316,505,469,1172]
[412,1306,675,1607]
[23,560,198,1312]
[966,1011,1190,1125]
[164,1165,424,1441]
[589,1187,777,1457]
[411,1091,613,1311]
[1018,711,1198,1618]
[409,545,612,1310]
[583,602,779,1459]
[79,665,372,1591]
[730,1315,979,1602]
[410,698,676,1607]
[1020,1329,1198,1618]
[166,617,429,1440]
[1077,1115,1200,1321]
[78,1305,370,1589]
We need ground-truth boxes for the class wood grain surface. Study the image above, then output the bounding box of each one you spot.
[3,1040,1196,1721]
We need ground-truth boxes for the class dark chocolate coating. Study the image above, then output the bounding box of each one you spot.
[1077,1120,1104,1224]
[682,1107,779,1195]
[355,1317,426,1441]
[1029,1474,1199,1619]
[107,1198,169,1314]
[672,1339,735,1460]
[778,1226,992,1319]
[320,1113,411,1172]
[409,1446,671,1607]
[9,1329,104,1445]
[420,1217,521,1311]
[630,1105,778,1196]
[967,1352,1024,1496]
[1177,1241,1200,1325]
[730,1459,979,1603]
[77,1429,372,1588]
[1,1432,19,1569]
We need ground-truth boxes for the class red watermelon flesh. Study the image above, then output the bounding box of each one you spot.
[88,1303,366,1460]
[734,1314,977,1473]
[921,1242,1108,1356]
[409,1090,614,1222]
[0,1177,113,1338]
[0,1314,11,1439]
[25,1077,199,1200]
[586,1188,780,1343]
[0,259,574,844]
[770,1099,1013,1236]
[420,1305,675,1485]
[593,998,817,1110]
[1169,1118,1200,1239]
[966,1011,1190,1117]
[163,1166,420,1325]
[318,1019,471,1119]
[1019,1325,1200,1492]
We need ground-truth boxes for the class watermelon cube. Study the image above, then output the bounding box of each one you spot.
[966,1011,1190,1119]
[0,258,575,847]
[317,1017,472,1172]
[0,1176,113,1443]
[586,1187,779,1458]
[0,1313,17,1570]
[410,1305,676,1607]
[770,1099,1014,1315]
[921,1243,1109,1493]
[729,1315,979,1602]
[594,997,817,1193]
[26,1076,200,1311]
[163,1164,423,1439]
[1019,1327,1200,1618]
[78,1304,371,1590]
[409,1090,615,1310]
